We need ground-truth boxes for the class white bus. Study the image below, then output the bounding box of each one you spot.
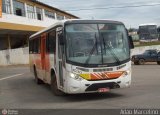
[29,20,134,96]
[138,23,158,42]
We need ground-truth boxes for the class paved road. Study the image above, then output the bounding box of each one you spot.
[0,64,160,111]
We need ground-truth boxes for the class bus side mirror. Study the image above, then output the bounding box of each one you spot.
[128,36,134,49]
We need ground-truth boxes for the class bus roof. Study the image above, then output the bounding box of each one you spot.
[29,19,124,39]
[29,20,65,39]
[139,23,157,26]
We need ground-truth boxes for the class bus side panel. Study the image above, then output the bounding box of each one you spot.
[29,54,34,74]
[41,33,51,83]
[34,54,43,80]
[44,52,51,84]
[44,53,50,72]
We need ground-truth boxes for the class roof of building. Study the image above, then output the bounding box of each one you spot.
[31,0,79,18]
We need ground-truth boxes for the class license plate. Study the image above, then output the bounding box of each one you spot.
[98,88,110,92]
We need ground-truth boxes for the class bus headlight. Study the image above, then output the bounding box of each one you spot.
[123,68,131,77]
[70,73,83,81]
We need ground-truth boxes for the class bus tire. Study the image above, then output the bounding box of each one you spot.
[51,72,64,96]
[34,66,43,84]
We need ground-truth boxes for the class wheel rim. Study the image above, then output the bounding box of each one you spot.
[139,59,145,64]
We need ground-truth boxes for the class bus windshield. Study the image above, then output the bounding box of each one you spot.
[65,23,130,67]
[139,25,157,34]
[138,25,158,41]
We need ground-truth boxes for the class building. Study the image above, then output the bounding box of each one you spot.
[0,0,78,50]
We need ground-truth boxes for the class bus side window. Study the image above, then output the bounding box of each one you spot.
[38,37,41,53]
[33,39,36,53]
[34,38,38,53]
[32,37,40,54]
[47,30,56,54]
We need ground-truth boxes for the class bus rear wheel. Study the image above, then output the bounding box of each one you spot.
[51,74,64,96]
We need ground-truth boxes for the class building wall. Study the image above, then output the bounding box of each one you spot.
[0,0,78,50]
[131,45,160,56]
[0,0,78,31]
[0,0,77,29]
[0,47,28,66]
[0,13,58,29]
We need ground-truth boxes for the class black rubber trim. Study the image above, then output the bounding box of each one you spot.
[85,82,120,91]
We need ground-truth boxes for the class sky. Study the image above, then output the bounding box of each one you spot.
[39,0,160,28]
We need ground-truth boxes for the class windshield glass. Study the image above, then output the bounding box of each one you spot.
[65,23,130,66]
[143,50,150,55]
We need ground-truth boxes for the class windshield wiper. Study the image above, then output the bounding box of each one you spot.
[101,34,121,65]
[85,33,98,64]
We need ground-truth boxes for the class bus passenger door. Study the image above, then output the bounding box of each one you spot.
[41,35,45,70]
[41,34,49,82]
[56,29,64,88]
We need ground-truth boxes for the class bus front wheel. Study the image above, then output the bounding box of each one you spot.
[51,74,64,96]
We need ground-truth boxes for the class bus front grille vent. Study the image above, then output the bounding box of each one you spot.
[93,68,113,72]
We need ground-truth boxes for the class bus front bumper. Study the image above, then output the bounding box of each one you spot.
[65,74,131,94]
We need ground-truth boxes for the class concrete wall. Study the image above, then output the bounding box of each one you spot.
[131,45,160,56]
[0,45,160,66]
[0,47,29,66]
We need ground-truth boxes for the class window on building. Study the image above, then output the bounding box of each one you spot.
[13,0,25,17]
[45,10,55,19]
[56,14,64,20]
[2,0,11,14]
[36,7,43,20]
[65,17,70,19]
[27,4,35,19]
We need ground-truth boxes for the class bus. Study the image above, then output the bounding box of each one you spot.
[138,24,158,42]
[29,20,134,96]
[158,26,160,40]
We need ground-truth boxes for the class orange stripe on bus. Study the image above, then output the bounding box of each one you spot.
[81,71,125,80]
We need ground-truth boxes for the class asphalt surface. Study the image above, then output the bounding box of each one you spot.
[0,64,160,114]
